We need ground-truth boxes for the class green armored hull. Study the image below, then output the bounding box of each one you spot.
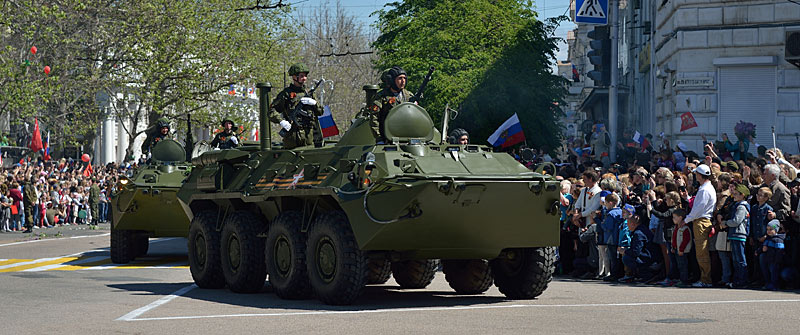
[177,83,560,305]
[110,139,193,264]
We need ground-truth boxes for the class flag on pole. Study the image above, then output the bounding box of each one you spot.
[83,162,93,177]
[633,131,643,144]
[29,118,43,152]
[319,106,339,138]
[250,126,258,142]
[42,131,51,161]
[571,64,580,82]
[680,112,698,132]
[487,113,525,148]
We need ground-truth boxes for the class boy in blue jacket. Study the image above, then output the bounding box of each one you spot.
[620,213,661,282]
[599,193,623,280]
[760,220,784,291]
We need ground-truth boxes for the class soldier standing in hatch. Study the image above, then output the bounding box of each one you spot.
[269,63,324,149]
[366,66,413,142]
[210,119,240,149]
[141,118,171,154]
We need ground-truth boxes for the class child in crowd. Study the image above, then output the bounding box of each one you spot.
[651,191,682,285]
[760,220,785,291]
[720,184,750,289]
[619,213,660,282]
[749,187,773,285]
[672,209,693,287]
[617,204,636,282]
[600,193,624,280]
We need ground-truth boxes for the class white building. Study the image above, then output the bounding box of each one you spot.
[652,0,800,154]
[569,0,800,156]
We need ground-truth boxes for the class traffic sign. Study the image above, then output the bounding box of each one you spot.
[575,0,608,25]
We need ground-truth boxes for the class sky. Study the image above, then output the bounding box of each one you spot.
[290,0,575,64]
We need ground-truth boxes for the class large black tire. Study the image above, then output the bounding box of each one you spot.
[442,259,493,294]
[135,234,149,257]
[391,259,439,289]
[188,210,225,289]
[306,211,367,305]
[265,211,311,299]
[110,227,136,264]
[366,256,392,284]
[221,210,267,293]
[490,247,556,299]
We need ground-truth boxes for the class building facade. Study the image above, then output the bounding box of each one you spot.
[568,0,800,156]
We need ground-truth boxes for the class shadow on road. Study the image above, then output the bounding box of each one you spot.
[107,281,509,311]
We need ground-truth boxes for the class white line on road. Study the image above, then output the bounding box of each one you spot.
[0,233,110,247]
[22,256,109,272]
[121,298,800,322]
[116,284,197,321]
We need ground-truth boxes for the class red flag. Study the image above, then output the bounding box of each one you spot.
[680,112,698,132]
[29,118,43,152]
[83,162,93,177]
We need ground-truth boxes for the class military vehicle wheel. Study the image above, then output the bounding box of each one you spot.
[135,234,149,257]
[221,211,267,293]
[490,247,555,299]
[306,211,367,305]
[111,227,136,264]
[442,259,493,294]
[188,211,225,289]
[266,211,311,299]
[391,259,439,289]
[366,257,392,284]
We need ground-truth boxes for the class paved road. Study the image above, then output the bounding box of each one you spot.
[2,230,800,334]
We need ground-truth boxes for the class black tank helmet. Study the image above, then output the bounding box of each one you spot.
[449,128,469,144]
[381,66,407,90]
[221,119,238,132]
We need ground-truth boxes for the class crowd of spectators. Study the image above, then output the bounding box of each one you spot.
[541,130,800,291]
[0,158,132,233]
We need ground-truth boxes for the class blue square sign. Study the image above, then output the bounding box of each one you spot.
[575,0,608,25]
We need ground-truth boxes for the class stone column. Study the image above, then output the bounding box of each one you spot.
[102,114,116,165]
[117,118,129,163]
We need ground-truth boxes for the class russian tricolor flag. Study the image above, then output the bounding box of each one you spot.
[319,106,339,138]
[43,131,51,161]
[487,113,525,148]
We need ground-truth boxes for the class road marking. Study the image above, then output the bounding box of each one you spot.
[0,257,79,272]
[24,256,109,272]
[117,284,197,321]
[120,298,800,322]
[0,233,110,247]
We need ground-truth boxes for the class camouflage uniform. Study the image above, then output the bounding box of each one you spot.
[269,84,323,149]
[366,87,412,142]
[88,183,100,224]
[22,179,36,230]
[141,118,171,153]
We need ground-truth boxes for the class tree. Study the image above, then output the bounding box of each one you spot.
[373,0,568,151]
[293,0,379,139]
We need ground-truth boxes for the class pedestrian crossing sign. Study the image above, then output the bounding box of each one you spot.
[575,0,608,25]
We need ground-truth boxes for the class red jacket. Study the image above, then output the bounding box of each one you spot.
[672,225,692,253]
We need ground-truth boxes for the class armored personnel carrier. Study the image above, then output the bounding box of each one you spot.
[177,83,561,305]
[110,139,193,263]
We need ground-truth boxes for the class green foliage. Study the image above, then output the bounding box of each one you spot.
[1,0,293,157]
[373,0,568,151]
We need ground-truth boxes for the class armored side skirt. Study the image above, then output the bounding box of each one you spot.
[339,177,561,260]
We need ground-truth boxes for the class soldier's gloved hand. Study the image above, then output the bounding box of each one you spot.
[300,97,317,106]
[279,120,292,131]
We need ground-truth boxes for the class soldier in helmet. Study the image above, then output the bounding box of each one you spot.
[449,128,469,145]
[366,66,413,142]
[268,62,324,149]
[210,119,240,149]
[141,117,171,154]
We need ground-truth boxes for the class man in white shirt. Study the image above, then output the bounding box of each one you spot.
[684,164,716,287]
[574,170,602,226]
